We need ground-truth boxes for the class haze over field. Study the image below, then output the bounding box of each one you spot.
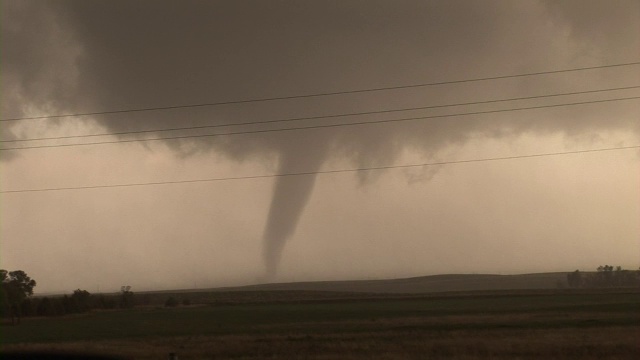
[1,0,639,294]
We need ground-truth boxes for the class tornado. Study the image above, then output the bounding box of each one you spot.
[262,137,328,280]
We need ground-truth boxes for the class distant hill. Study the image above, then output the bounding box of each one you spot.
[212,272,570,294]
[134,272,634,306]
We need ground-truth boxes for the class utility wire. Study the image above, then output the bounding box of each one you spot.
[5,85,638,143]
[2,96,638,151]
[2,61,638,122]
[2,145,637,194]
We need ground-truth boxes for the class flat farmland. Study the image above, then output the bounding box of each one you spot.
[2,289,639,359]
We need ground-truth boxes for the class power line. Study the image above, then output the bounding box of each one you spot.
[5,85,638,143]
[2,96,638,151]
[2,145,637,194]
[2,61,638,122]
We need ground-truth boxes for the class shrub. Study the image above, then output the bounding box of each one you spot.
[165,297,179,307]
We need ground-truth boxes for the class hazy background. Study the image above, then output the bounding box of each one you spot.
[1,0,639,294]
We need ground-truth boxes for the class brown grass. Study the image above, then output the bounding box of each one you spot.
[4,289,638,359]
[4,313,639,359]
[4,326,639,359]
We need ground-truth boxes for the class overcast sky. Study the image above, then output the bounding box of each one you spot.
[1,0,639,294]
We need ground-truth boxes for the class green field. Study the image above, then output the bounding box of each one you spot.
[2,289,639,359]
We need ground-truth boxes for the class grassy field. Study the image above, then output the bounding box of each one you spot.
[2,289,639,359]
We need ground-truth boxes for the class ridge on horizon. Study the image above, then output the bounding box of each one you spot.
[128,271,573,296]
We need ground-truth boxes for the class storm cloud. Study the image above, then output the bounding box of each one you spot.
[2,0,638,282]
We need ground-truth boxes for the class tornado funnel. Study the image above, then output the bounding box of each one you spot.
[262,138,327,280]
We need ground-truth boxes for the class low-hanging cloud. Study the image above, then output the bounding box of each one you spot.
[2,0,638,278]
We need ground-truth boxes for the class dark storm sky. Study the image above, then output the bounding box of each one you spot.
[1,0,638,293]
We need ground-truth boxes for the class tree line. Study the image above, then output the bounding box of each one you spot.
[3,266,638,324]
[567,265,640,288]
[1,269,135,324]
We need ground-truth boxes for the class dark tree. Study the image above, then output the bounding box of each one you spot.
[0,285,9,318]
[1,269,37,324]
[36,297,57,317]
[120,285,135,308]
[20,298,35,317]
[1,270,36,297]
[62,294,76,314]
[578,265,640,288]
[567,270,582,288]
[596,265,615,287]
[165,296,179,307]
[95,294,117,309]
[71,289,92,313]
